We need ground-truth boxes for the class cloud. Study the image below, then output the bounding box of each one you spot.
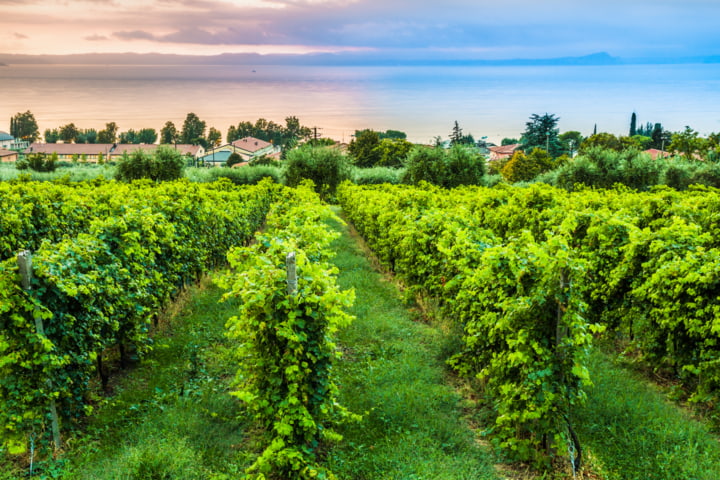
[14,32,28,39]
[114,30,159,41]
[85,34,109,41]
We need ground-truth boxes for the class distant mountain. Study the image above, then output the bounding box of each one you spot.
[0,51,718,67]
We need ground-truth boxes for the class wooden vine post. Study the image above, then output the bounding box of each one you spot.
[17,250,62,452]
[287,252,297,296]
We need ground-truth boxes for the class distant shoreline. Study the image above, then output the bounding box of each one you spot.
[0,52,718,67]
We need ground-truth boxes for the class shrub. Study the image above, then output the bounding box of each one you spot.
[21,153,57,173]
[226,152,243,167]
[116,146,185,182]
[283,146,352,199]
[501,148,552,183]
[352,166,404,185]
[401,146,446,185]
[444,145,486,188]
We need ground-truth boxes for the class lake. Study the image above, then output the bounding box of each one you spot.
[1,63,719,144]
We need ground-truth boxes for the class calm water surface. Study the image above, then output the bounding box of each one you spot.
[1,63,719,143]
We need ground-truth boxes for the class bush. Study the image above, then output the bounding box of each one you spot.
[19,153,57,172]
[226,152,243,167]
[283,146,352,199]
[444,145,486,188]
[116,146,185,182]
[352,166,404,185]
[202,165,282,185]
[402,145,486,188]
[401,146,445,185]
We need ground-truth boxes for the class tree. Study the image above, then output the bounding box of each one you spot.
[579,133,623,153]
[77,128,98,144]
[630,112,637,137]
[375,138,413,168]
[501,148,553,183]
[44,128,59,143]
[651,123,671,150]
[450,121,464,145]
[284,146,352,200]
[59,123,79,143]
[559,131,584,157]
[181,113,206,146]
[207,127,222,148]
[10,111,40,142]
[226,152,243,167]
[137,128,158,144]
[115,145,185,182]
[669,126,705,160]
[160,121,178,144]
[348,130,381,167]
[520,113,562,158]
[502,138,520,146]
[97,122,118,143]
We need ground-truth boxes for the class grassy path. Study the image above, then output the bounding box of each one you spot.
[325,211,500,479]
[575,348,720,479]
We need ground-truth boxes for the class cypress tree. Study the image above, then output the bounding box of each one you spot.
[630,112,637,137]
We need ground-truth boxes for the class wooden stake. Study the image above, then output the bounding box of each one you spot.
[287,252,297,296]
[17,251,62,451]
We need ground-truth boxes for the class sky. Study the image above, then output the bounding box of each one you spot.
[1,0,719,61]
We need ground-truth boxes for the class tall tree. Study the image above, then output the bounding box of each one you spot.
[97,122,118,143]
[669,126,705,160]
[348,130,381,167]
[207,127,222,148]
[630,112,637,137]
[181,113,206,145]
[59,123,79,143]
[10,110,40,142]
[450,121,463,145]
[160,121,178,144]
[520,113,562,157]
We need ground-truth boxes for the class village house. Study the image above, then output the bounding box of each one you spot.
[0,131,29,151]
[22,143,204,163]
[488,143,521,162]
[198,136,281,167]
[0,148,18,162]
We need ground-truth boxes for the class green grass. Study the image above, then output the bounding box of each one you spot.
[575,347,720,480]
[324,210,500,479]
[54,277,252,480]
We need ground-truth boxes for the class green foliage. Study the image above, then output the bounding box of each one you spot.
[23,153,57,173]
[402,145,485,188]
[351,166,404,185]
[348,130,381,167]
[226,152,243,167]
[553,147,664,191]
[0,179,275,454]
[218,184,354,479]
[284,146,352,200]
[115,145,185,182]
[336,182,601,467]
[501,148,553,183]
[10,110,39,143]
[96,122,118,144]
[187,165,283,185]
[160,121,178,144]
[520,113,563,157]
[181,112,207,146]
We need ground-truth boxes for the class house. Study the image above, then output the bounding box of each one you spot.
[22,143,204,163]
[0,131,29,151]
[198,136,280,167]
[644,149,672,160]
[488,143,521,162]
[0,148,18,162]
